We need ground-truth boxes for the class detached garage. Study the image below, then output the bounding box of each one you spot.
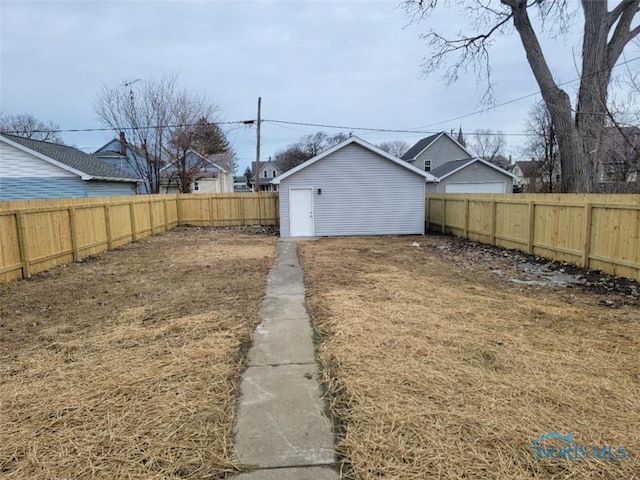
[273,136,436,238]
[426,157,516,194]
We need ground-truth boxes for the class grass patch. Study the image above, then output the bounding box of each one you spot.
[300,235,640,479]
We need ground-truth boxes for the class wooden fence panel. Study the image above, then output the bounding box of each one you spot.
[426,194,640,282]
[0,193,278,282]
[0,213,23,281]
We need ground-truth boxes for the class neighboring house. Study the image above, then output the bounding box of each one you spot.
[511,160,545,193]
[427,157,516,193]
[159,150,234,194]
[273,136,437,238]
[93,134,158,194]
[233,176,252,192]
[0,133,140,200]
[597,126,639,192]
[251,158,283,192]
[402,132,472,173]
[403,132,515,193]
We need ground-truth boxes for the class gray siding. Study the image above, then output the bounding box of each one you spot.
[0,176,87,200]
[279,143,425,238]
[415,135,471,172]
[437,162,513,193]
[86,180,138,196]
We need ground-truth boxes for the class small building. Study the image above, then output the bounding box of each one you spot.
[0,133,140,200]
[427,157,516,193]
[273,136,436,238]
[403,132,515,193]
[159,150,234,194]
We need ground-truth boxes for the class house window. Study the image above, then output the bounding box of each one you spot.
[424,160,432,172]
[263,170,268,178]
[272,170,276,177]
[194,181,199,191]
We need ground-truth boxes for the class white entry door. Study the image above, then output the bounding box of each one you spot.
[289,188,314,237]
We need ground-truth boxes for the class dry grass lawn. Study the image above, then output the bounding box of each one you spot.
[0,227,277,479]
[299,235,640,479]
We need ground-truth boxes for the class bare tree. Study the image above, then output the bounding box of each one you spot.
[273,131,350,172]
[403,0,640,192]
[0,113,64,143]
[94,76,227,194]
[470,129,507,165]
[523,100,560,192]
[378,140,410,157]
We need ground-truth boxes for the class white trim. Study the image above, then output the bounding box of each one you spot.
[436,157,518,180]
[273,136,437,184]
[444,180,507,193]
[288,187,315,237]
[0,134,91,180]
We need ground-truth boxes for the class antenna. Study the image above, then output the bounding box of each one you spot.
[122,78,141,102]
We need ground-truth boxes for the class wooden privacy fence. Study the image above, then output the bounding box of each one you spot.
[0,193,278,282]
[426,193,640,282]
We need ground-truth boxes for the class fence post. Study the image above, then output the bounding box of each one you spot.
[163,198,169,231]
[463,199,469,238]
[527,201,535,254]
[15,211,31,279]
[209,196,215,226]
[240,195,246,225]
[130,201,138,241]
[441,197,446,234]
[175,195,182,226]
[490,200,496,245]
[149,199,155,234]
[68,206,79,261]
[425,197,430,232]
[582,203,593,268]
[104,205,113,250]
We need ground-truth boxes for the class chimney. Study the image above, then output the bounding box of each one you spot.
[119,131,127,156]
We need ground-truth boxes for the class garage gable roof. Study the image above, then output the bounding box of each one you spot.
[431,157,517,180]
[273,136,438,184]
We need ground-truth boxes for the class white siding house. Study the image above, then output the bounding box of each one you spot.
[426,158,516,193]
[273,136,436,238]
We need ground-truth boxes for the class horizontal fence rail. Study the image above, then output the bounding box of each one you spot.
[426,193,640,282]
[0,193,279,282]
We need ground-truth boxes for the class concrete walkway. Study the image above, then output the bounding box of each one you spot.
[232,240,339,479]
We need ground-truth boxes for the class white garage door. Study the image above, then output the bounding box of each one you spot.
[445,182,506,193]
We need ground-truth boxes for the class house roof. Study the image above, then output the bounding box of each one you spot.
[1,133,141,182]
[514,160,542,178]
[273,136,438,184]
[401,133,441,160]
[401,131,473,161]
[430,157,518,180]
[159,150,227,181]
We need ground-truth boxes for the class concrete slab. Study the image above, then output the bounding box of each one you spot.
[260,294,308,321]
[247,317,316,366]
[233,466,339,480]
[234,364,335,468]
[265,268,306,295]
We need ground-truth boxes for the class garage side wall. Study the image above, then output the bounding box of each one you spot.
[437,163,513,193]
[279,143,425,238]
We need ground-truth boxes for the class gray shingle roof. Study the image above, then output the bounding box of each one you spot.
[400,133,441,160]
[2,133,140,181]
[429,158,475,178]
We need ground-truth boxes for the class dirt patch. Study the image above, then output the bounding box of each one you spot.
[299,234,640,480]
[0,227,277,479]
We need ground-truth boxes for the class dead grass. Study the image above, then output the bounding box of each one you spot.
[299,235,640,479]
[0,227,277,479]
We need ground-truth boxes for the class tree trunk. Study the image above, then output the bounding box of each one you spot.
[509,1,583,192]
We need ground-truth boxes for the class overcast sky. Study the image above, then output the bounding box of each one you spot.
[1,0,638,174]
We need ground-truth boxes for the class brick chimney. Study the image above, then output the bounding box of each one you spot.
[119,131,127,156]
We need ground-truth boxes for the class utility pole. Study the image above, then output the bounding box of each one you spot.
[255,97,262,193]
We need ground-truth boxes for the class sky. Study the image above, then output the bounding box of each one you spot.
[1,0,638,175]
